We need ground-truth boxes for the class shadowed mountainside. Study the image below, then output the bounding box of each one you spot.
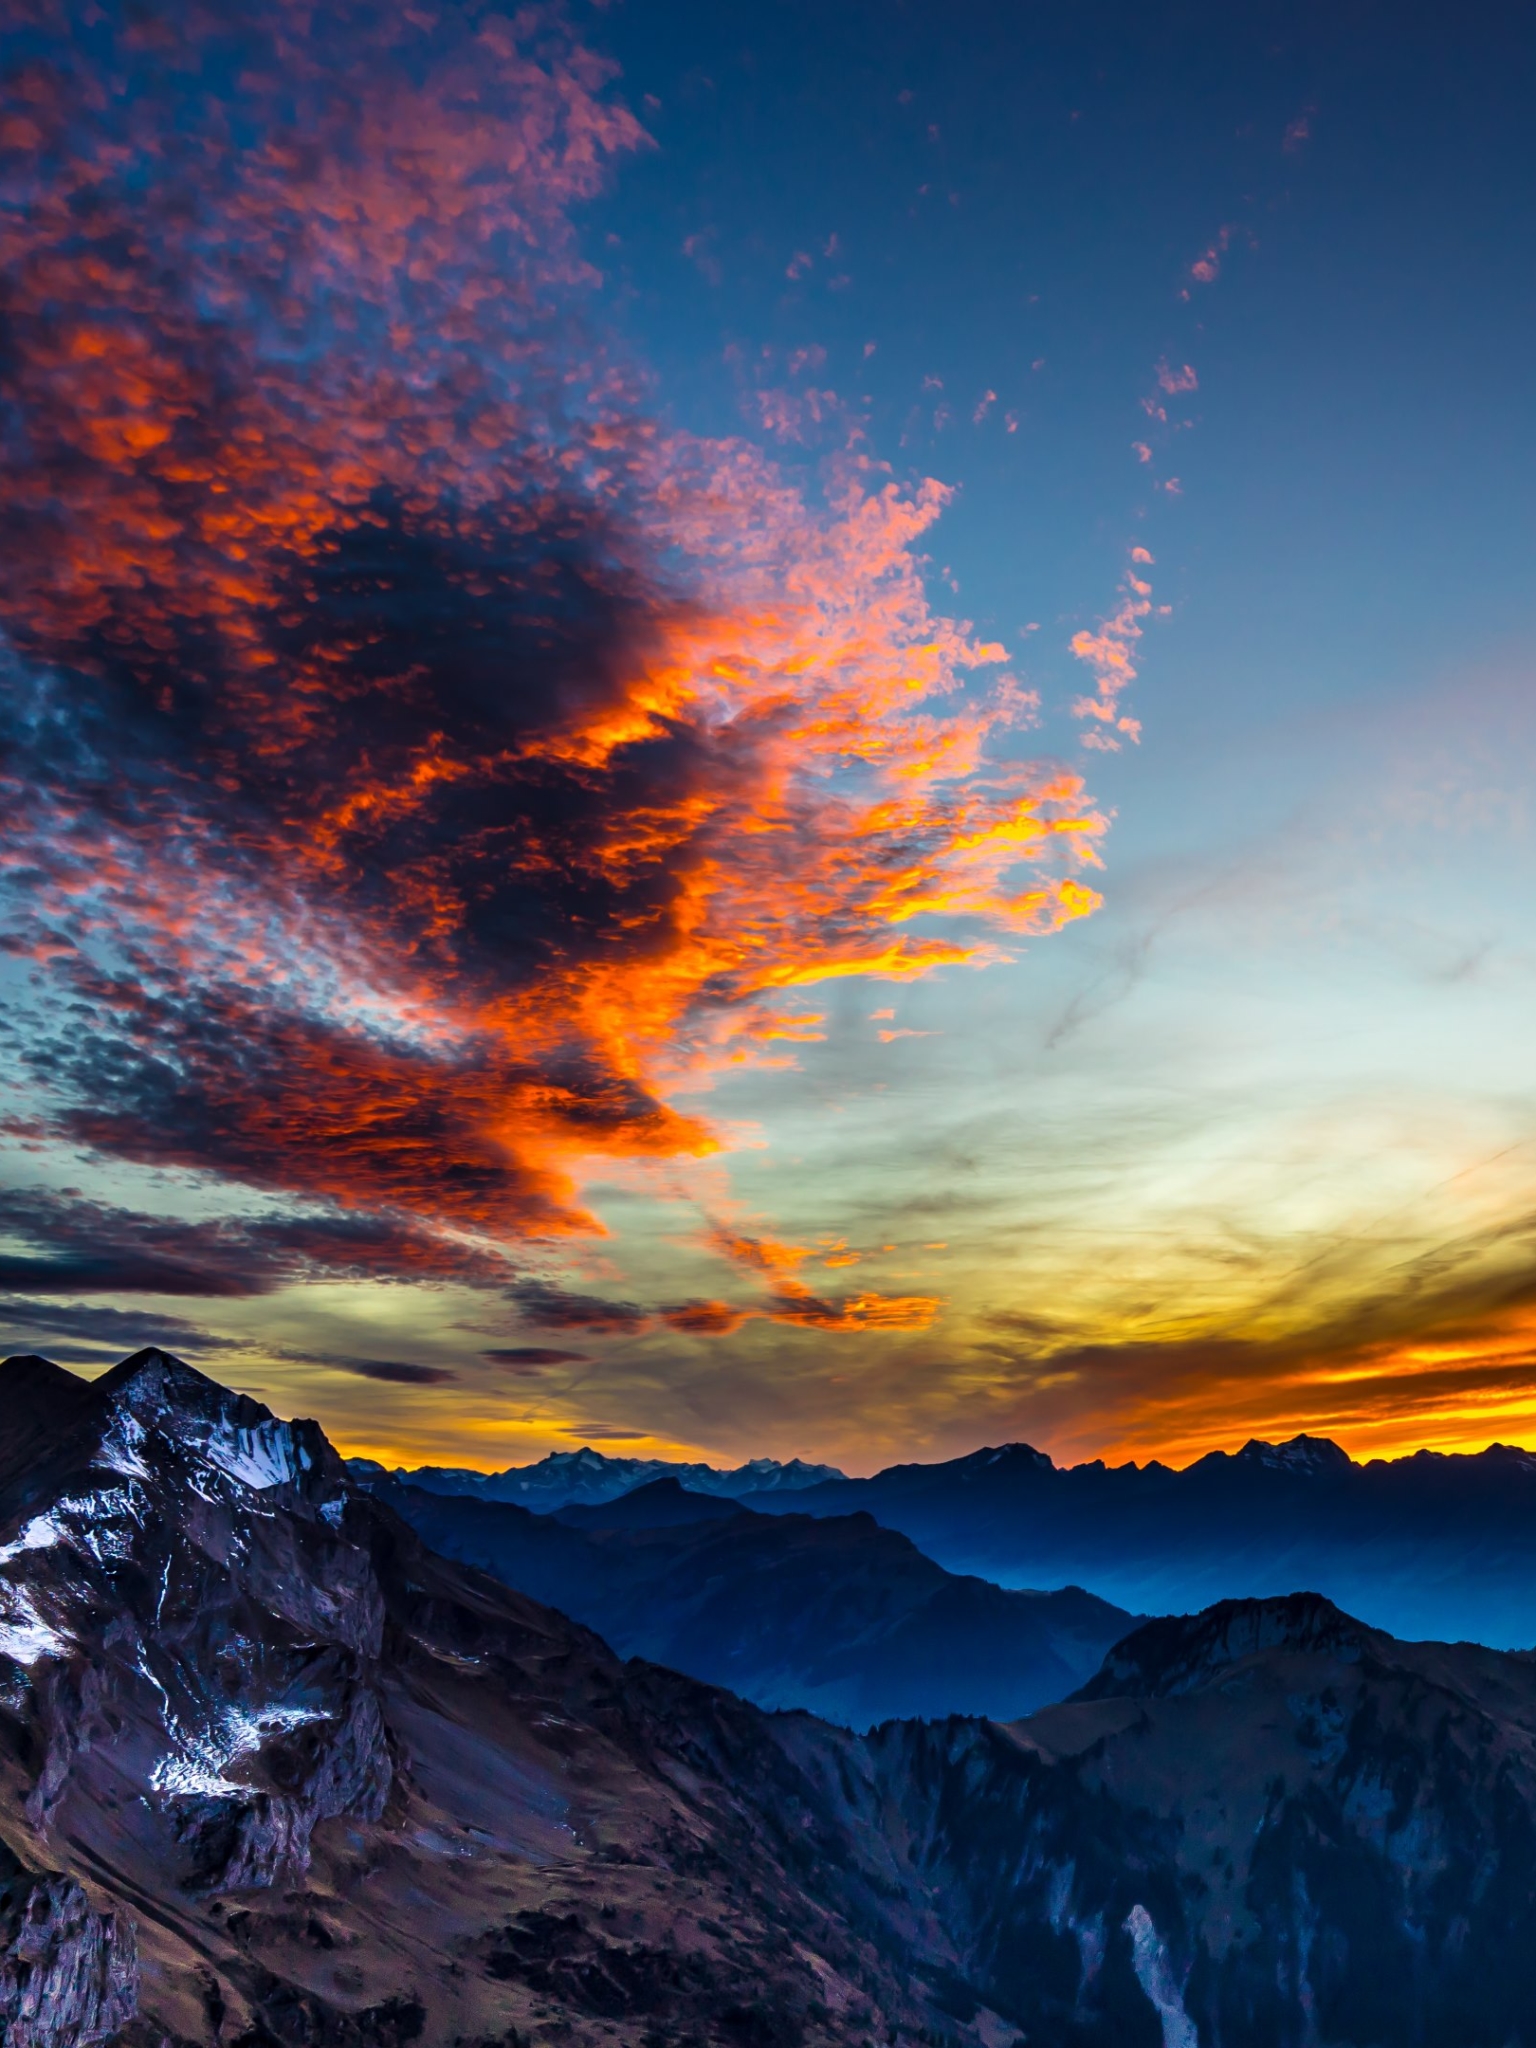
[7,1353,1536,2045]
[369,1475,1138,1726]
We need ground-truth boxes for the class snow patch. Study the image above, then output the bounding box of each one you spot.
[98,1407,151,1480]
[198,1417,309,1492]
[150,1702,334,1800]
[0,1582,70,1665]
[0,1513,65,1566]
[1124,1905,1197,2048]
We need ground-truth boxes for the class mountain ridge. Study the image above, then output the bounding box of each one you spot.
[370,1475,1139,1726]
[347,1445,845,1512]
[734,1430,1536,1643]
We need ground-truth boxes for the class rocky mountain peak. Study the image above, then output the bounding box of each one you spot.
[1235,1432,1353,1475]
[1077,1591,1379,1700]
[962,1442,1056,1476]
[0,1350,388,1899]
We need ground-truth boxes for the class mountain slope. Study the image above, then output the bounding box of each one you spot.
[372,1477,1137,1725]
[348,1446,843,1512]
[741,1433,1536,1643]
[877,1590,1536,2045]
[9,1353,1536,2045]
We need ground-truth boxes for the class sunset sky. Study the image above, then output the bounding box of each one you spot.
[2,0,1534,1474]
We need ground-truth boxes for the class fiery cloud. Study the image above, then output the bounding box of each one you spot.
[0,0,1104,1313]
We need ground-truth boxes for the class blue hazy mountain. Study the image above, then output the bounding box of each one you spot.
[368,1475,1139,1726]
[737,1434,1536,1645]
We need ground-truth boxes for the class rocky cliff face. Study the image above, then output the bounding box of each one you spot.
[0,1862,137,2048]
[8,1352,1536,2048]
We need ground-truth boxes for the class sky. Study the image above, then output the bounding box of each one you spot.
[1,0,1534,1474]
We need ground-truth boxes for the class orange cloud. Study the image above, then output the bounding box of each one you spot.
[692,1226,941,1334]
[0,0,1109,1300]
[1069,553,1156,750]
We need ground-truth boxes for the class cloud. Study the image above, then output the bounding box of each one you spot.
[480,1346,589,1368]
[1187,226,1234,287]
[0,0,1107,1288]
[0,1186,509,1296]
[505,1233,941,1339]
[313,1356,459,1387]
[0,1299,238,1353]
[657,1299,750,1335]
[1283,111,1314,155]
[1069,553,1157,749]
[975,1207,1536,1467]
[1155,360,1198,395]
[701,1227,941,1331]
[508,1280,651,1332]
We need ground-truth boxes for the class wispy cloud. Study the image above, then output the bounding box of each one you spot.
[0,1298,237,1354]
[0,1187,511,1296]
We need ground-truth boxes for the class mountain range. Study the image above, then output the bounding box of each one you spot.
[729,1433,1536,1645]
[7,1351,1536,2045]
[347,1446,843,1511]
[367,1475,1137,1726]
[358,1432,1536,1646]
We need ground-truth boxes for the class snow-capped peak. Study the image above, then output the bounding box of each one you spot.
[1236,1434,1352,1476]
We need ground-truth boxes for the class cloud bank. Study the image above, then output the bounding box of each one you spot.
[0,0,1102,1330]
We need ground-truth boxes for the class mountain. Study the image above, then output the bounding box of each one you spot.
[0,1349,974,2048]
[872,1589,1536,2045]
[740,1433,1536,1644]
[347,1445,844,1512]
[368,1476,1138,1725]
[9,1352,1536,2045]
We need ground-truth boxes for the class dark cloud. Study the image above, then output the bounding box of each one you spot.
[326,1358,459,1387]
[0,1186,511,1297]
[0,1298,237,1352]
[0,1,704,1247]
[480,1346,588,1368]
[507,1280,651,1333]
[656,1299,750,1336]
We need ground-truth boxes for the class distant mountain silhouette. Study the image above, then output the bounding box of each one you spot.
[735,1433,1536,1643]
[370,1476,1138,1725]
[347,1443,843,1510]
[553,1475,748,1529]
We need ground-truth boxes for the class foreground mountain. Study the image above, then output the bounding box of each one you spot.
[370,1476,1138,1725]
[0,1349,967,2048]
[348,1445,843,1511]
[9,1353,1536,2045]
[742,1433,1536,1644]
